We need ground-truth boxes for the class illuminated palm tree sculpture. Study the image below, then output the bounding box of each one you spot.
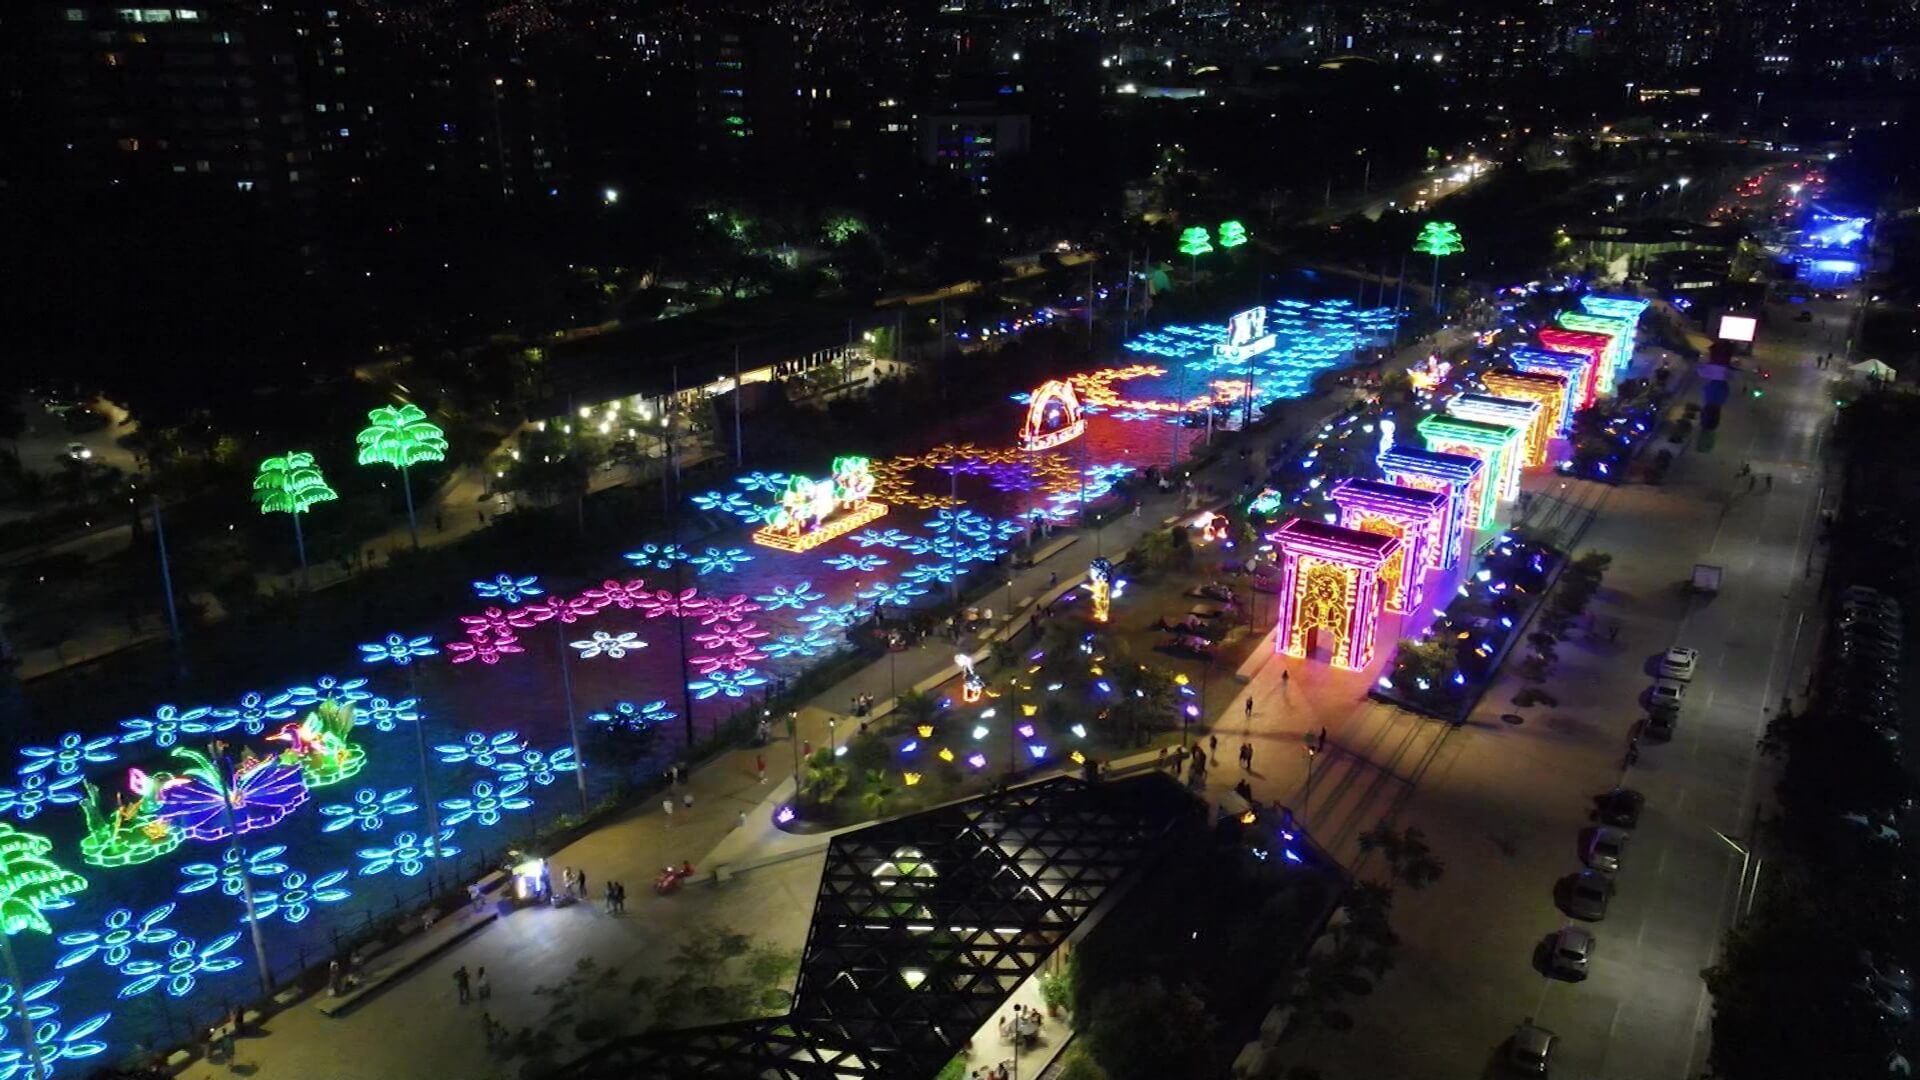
[252,451,338,591]
[1412,220,1466,313]
[0,823,91,1078]
[355,404,448,550]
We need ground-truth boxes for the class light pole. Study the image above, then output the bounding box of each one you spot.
[828,717,838,762]
[1303,739,1318,820]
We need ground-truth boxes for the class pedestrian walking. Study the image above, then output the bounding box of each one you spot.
[1208,734,1218,763]
[802,740,812,759]
[478,509,487,525]
[468,883,484,911]
[1281,669,1290,686]
[1240,742,1254,769]
[577,870,588,900]
[454,965,471,1004]
[1319,726,1329,752]
[1048,572,1057,588]
[475,967,491,1000]
[1245,697,1254,721]
[1608,621,1620,643]
[682,791,694,811]
[483,1011,498,1050]
[605,881,616,913]
[662,798,675,825]
[615,882,626,913]
[756,754,767,783]
[1765,474,1773,491]
[1157,747,1168,770]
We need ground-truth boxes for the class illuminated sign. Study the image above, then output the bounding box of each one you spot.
[1716,314,1757,343]
[1214,306,1276,363]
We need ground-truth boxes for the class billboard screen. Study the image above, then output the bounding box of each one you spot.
[1717,314,1757,343]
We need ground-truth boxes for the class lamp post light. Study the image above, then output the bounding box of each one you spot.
[828,717,838,762]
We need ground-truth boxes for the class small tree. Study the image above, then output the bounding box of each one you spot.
[1357,819,1446,891]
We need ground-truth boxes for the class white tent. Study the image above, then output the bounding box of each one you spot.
[1850,358,1898,382]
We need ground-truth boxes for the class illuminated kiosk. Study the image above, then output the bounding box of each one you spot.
[1536,329,1614,403]
[1273,518,1399,670]
[1417,413,1522,520]
[751,456,888,552]
[1377,446,1481,570]
[1019,380,1087,451]
[1483,370,1573,440]
[1446,393,1548,467]
[1555,312,1634,395]
[1329,479,1447,612]
[1510,347,1597,420]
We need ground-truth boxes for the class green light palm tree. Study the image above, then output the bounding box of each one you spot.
[252,451,338,590]
[0,823,90,1079]
[355,404,447,550]
[1178,225,1214,281]
[1412,221,1466,313]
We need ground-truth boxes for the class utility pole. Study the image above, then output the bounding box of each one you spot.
[733,346,744,467]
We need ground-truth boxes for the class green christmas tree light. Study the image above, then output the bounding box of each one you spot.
[355,403,447,550]
[0,822,90,1079]
[1412,220,1466,313]
[253,451,337,591]
[1217,220,1249,249]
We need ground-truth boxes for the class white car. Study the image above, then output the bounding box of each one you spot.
[1649,679,1686,712]
[1658,647,1698,680]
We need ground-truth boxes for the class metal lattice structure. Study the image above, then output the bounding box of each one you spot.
[566,775,1195,1079]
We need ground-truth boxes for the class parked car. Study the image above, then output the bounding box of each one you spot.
[1507,1021,1557,1075]
[1649,679,1686,713]
[1567,870,1614,920]
[1596,788,1644,828]
[1587,827,1629,873]
[1647,711,1677,740]
[1550,927,1595,980]
[1658,646,1699,680]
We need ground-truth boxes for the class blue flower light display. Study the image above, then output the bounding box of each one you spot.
[0,773,84,821]
[823,553,887,572]
[851,528,909,548]
[492,748,579,788]
[118,933,245,999]
[687,668,770,701]
[0,977,111,1068]
[753,582,824,610]
[118,704,215,747]
[586,700,674,732]
[213,690,298,736]
[472,573,543,604]
[284,675,372,709]
[925,508,992,536]
[690,546,754,575]
[764,631,833,660]
[691,490,758,519]
[18,734,117,778]
[357,829,460,878]
[798,603,860,631]
[623,543,689,570]
[439,779,532,827]
[318,787,418,834]
[251,868,352,925]
[358,696,420,734]
[992,519,1025,542]
[856,580,929,608]
[902,563,960,585]
[357,633,440,666]
[178,845,289,898]
[736,470,790,494]
[56,904,178,971]
[435,731,527,768]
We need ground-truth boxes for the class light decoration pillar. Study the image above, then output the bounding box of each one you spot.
[355,403,448,551]
[1555,311,1634,395]
[750,455,887,552]
[1446,393,1548,467]
[1535,330,1613,405]
[1087,557,1114,623]
[1417,413,1523,517]
[1019,380,1087,451]
[1483,370,1573,440]
[1377,447,1481,570]
[1510,347,1598,420]
[1272,519,1398,670]
[1329,479,1447,612]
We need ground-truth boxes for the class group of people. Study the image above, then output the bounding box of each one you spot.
[994,1003,1047,1048]
[452,964,492,1003]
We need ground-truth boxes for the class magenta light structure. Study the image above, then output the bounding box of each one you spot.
[1535,330,1611,407]
[1329,479,1447,612]
[1271,518,1399,671]
[1446,393,1548,467]
[1377,446,1481,571]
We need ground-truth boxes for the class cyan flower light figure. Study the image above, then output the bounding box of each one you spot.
[798,603,860,631]
[434,731,527,769]
[992,519,1025,542]
[472,573,543,604]
[902,563,960,586]
[284,674,372,709]
[896,535,938,556]
[691,622,769,652]
[118,932,245,998]
[851,528,909,548]
[251,868,351,925]
[623,543,689,570]
[357,829,460,878]
[570,630,646,660]
[178,845,289,898]
[18,735,117,779]
[857,580,928,608]
[688,668,770,700]
[213,690,298,736]
[438,779,532,827]
[823,553,887,572]
[753,582,824,611]
[358,633,439,666]
[357,696,420,733]
[736,470,789,494]
[0,977,111,1068]
[637,587,706,620]
[1113,410,1155,421]
[55,904,178,970]
[0,773,84,821]
[492,748,579,788]
[583,578,649,610]
[118,704,214,748]
[691,490,756,518]
[318,787,418,834]
[763,631,833,660]
[925,508,990,535]
[695,595,762,626]
[689,547,754,576]
[587,700,675,733]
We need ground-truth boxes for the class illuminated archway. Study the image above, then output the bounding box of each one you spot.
[1447,394,1547,467]
[1483,370,1572,441]
[1273,519,1398,670]
[1330,478,1447,611]
[1417,413,1523,521]
[1019,380,1087,451]
[1377,446,1481,571]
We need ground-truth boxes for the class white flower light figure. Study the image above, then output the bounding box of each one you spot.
[569,630,646,660]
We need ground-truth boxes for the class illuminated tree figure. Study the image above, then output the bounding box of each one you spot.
[1178,225,1213,279]
[1217,220,1250,249]
[354,403,447,550]
[0,822,90,1079]
[251,451,337,591]
[1411,220,1465,313]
